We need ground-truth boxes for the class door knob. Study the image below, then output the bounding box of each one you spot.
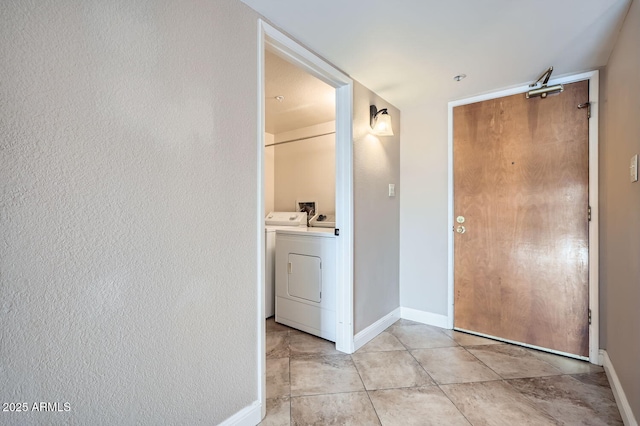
[456,226,466,234]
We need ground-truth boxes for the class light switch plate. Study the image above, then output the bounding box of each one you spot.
[631,154,638,183]
[388,184,395,197]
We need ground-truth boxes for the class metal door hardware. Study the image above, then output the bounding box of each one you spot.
[577,102,591,118]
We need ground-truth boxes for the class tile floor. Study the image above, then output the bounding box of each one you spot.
[261,318,623,426]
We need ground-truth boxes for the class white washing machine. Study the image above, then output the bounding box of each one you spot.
[265,212,307,318]
[275,228,336,341]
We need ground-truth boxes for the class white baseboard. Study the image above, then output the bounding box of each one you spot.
[353,308,401,352]
[218,400,262,426]
[400,307,450,329]
[601,349,638,426]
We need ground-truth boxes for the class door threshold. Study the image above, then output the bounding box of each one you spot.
[454,327,589,362]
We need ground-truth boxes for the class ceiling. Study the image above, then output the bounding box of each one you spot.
[265,50,335,135]
[244,0,632,111]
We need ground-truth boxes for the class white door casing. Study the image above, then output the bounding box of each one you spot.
[256,20,355,418]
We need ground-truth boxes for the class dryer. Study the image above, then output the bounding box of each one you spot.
[275,228,336,341]
[264,212,307,318]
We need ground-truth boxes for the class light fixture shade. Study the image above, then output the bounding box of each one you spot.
[372,110,394,136]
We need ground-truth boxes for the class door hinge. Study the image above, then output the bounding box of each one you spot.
[588,206,592,222]
[588,309,592,325]
[578,102,591,118]
[334,228,340,236]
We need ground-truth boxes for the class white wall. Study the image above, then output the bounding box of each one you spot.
[353,82,401,333]
[265,132,275,215]
[600,0,640,419]
[0,0,260,424]
[399,99,450,316]
[274,122,336,214]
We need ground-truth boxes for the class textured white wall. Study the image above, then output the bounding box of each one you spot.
[274,122,336,214]
[353,82,401,334]
[0,0,260,424]
[399,100,450,315]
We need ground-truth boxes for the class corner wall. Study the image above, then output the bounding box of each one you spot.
[353,82,401,334]
[600,0,640,419]
[399,100,450,316]
[0,0,260,424]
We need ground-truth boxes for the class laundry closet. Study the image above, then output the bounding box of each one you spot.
[264,50,337,341]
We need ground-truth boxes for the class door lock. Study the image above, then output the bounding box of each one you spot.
[456,216,465,224]
[456,226,466,234]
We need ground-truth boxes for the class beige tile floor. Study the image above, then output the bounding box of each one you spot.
[261,318,623,426]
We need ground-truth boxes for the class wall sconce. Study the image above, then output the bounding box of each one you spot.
[370,105,394,136]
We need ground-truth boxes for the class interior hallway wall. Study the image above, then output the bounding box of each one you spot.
[353,82,401,334]
[0,0,261,424]
[274,122,336,214]
[399,100,450,317]
[600,0,640,419]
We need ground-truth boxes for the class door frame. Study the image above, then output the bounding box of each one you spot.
[446,70,600,364]
[256,20,355,415]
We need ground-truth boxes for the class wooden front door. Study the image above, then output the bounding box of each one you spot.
[453,81,590,357]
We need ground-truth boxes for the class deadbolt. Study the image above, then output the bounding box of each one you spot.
[456,225,466,234]
[456,216,465,224]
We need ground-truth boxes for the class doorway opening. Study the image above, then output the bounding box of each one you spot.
[256,20,355,415]
[264,49,337,339]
